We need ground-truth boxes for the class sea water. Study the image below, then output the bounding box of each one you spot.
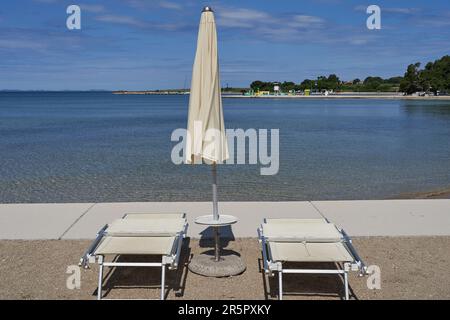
[0,92,449,202]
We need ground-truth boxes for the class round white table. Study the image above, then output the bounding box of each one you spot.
[194,214,238,226]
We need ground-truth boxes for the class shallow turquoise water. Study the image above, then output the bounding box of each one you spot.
[0,92,449,202]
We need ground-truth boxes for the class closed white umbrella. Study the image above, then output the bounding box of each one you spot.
[185,8,244,274]
[185,7,228,165]
[186,7,228,263]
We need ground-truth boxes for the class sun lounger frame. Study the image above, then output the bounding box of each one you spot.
[79,213,188,300]
[257,219,366,300]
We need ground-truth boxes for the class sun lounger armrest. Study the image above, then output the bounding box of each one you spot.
[258,227,272,274]
[340,229,367,275]
[169,222,188,270]
[79,224,108,269]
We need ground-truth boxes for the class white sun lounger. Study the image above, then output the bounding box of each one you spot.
[79,213,188,300]
[257,218,366,300]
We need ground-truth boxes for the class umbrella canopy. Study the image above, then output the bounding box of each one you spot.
[185,7,228,165]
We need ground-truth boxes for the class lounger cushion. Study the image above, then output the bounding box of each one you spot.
[269,242,353,262]
[263,222,342,242]
[124,213,185,219]
[94,236,175,255]
[106,218,185,237]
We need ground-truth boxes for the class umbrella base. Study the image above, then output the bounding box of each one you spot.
[188,253,246,277]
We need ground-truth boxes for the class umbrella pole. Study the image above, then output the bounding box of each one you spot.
[212,162,220,261]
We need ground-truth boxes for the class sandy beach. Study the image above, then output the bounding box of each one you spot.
[1,237,449,300]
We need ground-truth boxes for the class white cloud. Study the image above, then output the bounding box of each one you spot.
[217,8,273,28]
[0,39,47,50]
[79,4,106,13]
[354,5,420,15]
[124,0,183,11]
[415,15,450,27]
[288,15,325,28]
[95,13,188,31]
[384,7,421,14]
[158,1,182,10]
[96,14,148,28]
[215,6,330,44]
[348,38,369,45]
[216,7,325,32]
[33,0,58,3]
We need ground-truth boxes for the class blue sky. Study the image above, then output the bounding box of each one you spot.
[1,0,449,90]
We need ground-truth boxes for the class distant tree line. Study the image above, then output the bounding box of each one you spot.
[250,75,402,93]
[248,55,449,94]
[400,55,450,94]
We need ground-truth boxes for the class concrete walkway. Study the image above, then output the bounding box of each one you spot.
[0,200,449,240]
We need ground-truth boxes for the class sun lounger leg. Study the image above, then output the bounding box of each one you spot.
[97,261,104,300]
[278,271,283,300]
[160,263,166,300]
[344,271,349,300]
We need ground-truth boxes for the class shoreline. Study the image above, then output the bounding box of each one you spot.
[223,94,450,100]
[394,187,450,199]
[111,91,450,100]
